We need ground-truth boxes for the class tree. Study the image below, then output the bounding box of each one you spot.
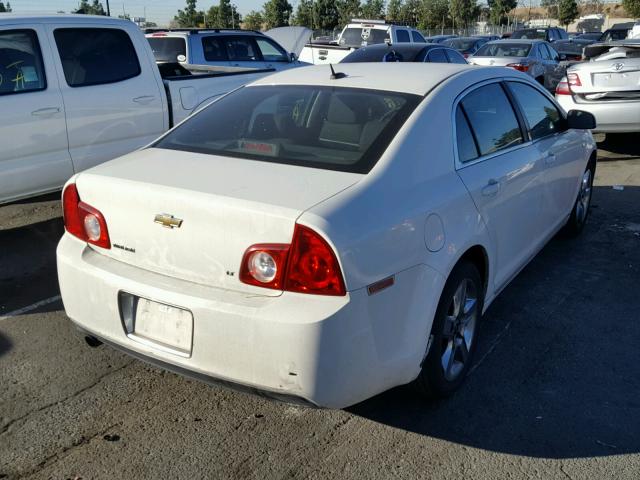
[399,0,421,25]
[386,0,403,22]
[488,0,517,25]
[0,2,12,12]
[316,0,340,30]
[263,0,293,28]
[450,0,478,28]
[622,0,640,17]
[294,0,314,28]
[205,5,220,26]
[243,10,264,30]
[361,0,385,19]
[541,0,559,18]
[73,0,107,15]
[421,0,450,30]
[213,0,241,28]
[337,0,361,26]
[558,0,579,27]
[174,0,205,27]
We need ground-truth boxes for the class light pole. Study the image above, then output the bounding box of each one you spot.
[106,0,110,16]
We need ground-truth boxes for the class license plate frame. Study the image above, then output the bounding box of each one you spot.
[592,71,640,88]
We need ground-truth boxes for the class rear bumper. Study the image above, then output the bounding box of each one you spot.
[57,234,443,408]
[556,94,640,133]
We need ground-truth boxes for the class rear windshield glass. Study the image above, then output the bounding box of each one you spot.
[155,85,421,174]
[475,43,532,57]
[147,37,186,62]
[511,29,547,40]
[340,28,390,48]
[445,39,477,50]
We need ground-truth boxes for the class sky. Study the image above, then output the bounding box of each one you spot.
[4,0,271,25]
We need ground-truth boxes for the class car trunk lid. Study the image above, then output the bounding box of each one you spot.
[75,148,361,296]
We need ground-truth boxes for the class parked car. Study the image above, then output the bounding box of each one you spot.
[58,62,597,409]
[556,40,640,133]
[511,27,569,42]
[145,27,310,71]
[599,22,635,42]
[0,15,280,204]
[341,42,467,63]
[574,32,602,41]
[552,38,595,61]
[443,37,489,57]
[424,34,458,44]
[299,19,427,64]
[469,40,565,90]
[472,34,501,41]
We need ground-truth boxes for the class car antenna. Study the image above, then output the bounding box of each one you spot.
[329,64,347,80]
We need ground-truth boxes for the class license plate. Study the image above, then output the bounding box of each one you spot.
[592,71,640,88]
[133,298,193,354]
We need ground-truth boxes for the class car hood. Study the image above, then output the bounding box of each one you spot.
[266,26,313,57]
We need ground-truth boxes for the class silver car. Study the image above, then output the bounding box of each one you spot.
[469,40,565,91]
[556,41,640,133]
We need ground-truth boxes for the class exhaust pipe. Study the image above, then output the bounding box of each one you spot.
[84,335,103,348]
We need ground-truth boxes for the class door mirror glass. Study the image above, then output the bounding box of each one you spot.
[567,110,596,130]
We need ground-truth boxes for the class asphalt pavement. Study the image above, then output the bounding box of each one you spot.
[1,133,639,479]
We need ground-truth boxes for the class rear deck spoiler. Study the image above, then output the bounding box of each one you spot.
[584,40,640,59]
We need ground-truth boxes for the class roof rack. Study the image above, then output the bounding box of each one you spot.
[350,18,387,25]
[144,28,264,35]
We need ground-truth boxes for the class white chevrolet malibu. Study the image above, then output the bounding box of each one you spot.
[58,63,597,408]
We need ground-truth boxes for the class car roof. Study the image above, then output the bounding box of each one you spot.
[447,37,481,41]
[249,63,485,96]
[0,14,130,25]
[485,39,542,44]
[341,43,449,62]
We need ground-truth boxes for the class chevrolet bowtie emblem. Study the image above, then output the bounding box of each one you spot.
[154,213,183,229]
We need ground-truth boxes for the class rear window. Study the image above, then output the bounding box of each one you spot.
[475,43,532,57]
[155,86,421,174]
[444,39,477,51]
[54,28,141,87]
[511,29,548,40]
[340,28,389,48]
[0,29,46,95]
[147,36,187,62]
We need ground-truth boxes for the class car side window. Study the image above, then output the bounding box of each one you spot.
[412,31,427,43]
[445,49,467,64]
[255,38,289,62]
[538,44,550,60]
[225,36,260,61]
[455,106,479,163]
[426,49,447,63]
[54,28,141,87]
[0,29,46,95]
[546,44,559,61]
[396,30,410,43]
[460,83,524,156]
[507,82,564,140]
[201,36,228,61]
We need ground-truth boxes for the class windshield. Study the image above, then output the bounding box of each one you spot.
[339,28,390,48]
[444,39,477,51]
[475,43,532,57]
[511,29,547,40]
[155,86,421,174]
[147,37,186,62]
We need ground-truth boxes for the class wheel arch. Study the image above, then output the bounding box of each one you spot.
[456,244,490,300]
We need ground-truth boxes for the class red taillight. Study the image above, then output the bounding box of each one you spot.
[239,224,346,296]
[62,183,111,249]
[506,63,529,72]
[567,72,582,87]
[555,80,571,95]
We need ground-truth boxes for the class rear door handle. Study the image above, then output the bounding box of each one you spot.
[545,153,557,164]
[133,95,156,105]
[482,179,501,197]
[31,107,61,117]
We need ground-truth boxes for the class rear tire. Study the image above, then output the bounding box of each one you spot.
[564,161,595,236]
[413,261,483,398]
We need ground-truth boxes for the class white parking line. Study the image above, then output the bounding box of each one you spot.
[0,295,62,321]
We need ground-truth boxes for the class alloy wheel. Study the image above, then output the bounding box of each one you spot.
[575,169,592,226]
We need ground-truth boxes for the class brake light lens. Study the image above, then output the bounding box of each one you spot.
[506,63,529,72]
[555,80,571,95]
[567,72,582,87]
[239,224,346,296]
[62,183,111,249]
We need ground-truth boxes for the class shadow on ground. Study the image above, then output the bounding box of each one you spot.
[596,133,640,160]
[350,186,640,459]
[0,332,12,358]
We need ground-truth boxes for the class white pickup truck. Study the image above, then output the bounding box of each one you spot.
[298,19,428,65]
[0,14,278,204]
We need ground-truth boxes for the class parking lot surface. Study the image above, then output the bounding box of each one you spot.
[1,134,639,479]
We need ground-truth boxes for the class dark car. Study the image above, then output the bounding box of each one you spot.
[340,42,467,64]
[473,34,501,41]
[442,37,488,57]
[424,34,458,44]
[599,23,635,41]
[552,38,595,61]
[511,27,568,42]
[574,32,602,41]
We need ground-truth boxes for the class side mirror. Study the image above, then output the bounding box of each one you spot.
[559,53,567,61]
[289,52,297,62]
[567,110,596,130]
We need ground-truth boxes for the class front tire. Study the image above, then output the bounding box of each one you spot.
[564,162,594,236]
[413,261,483,398]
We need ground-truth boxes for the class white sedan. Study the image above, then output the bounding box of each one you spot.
[57,63,597,408]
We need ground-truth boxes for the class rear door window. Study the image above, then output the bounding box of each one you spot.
[54,28,141,87]
[225,36,261,61]
[445,49,467,64]
[455,106,479,163]
[460,83,524,156]
[396,30,410,43]
[0,29,46,95]
[412,31,427,43]
[426,49,447,63]
[154,86,421,174]
[147,36,186,62]
[201,36,228,61]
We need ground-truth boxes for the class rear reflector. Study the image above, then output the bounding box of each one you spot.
[62,183,111,249]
